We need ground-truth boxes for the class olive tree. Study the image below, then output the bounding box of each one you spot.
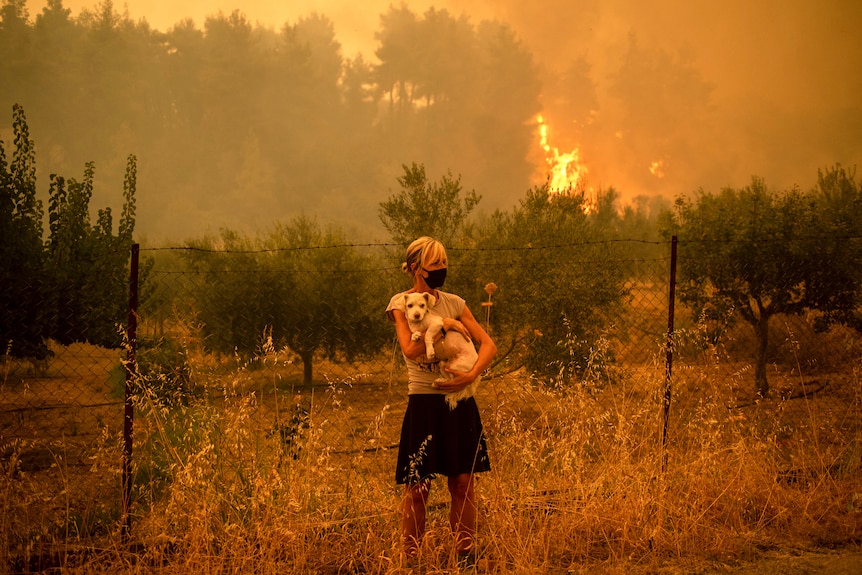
[459,184,629,386]
[378,162,480,248]
[183,216,391,384]
[808,164,862,333]
[660,171,861,397]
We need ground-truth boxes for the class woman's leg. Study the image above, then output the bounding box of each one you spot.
[447,473,476,554]
[401,480,431,558]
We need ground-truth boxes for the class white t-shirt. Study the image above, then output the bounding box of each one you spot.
[386,290,467,395]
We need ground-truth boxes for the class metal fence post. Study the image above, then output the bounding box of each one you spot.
[662,236,678,472]
[122,243,139,540]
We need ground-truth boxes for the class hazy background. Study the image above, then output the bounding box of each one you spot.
[14,0,862,242]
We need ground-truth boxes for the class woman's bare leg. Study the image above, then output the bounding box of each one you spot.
[401,481,431,558]
[447,473,476,554]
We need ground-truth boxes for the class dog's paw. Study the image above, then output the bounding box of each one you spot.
[411,332,422,342]
[426,351,436,361]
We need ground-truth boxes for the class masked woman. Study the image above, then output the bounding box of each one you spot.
[386,236,497,568]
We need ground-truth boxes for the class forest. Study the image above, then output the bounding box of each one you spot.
[5,1,859,244]
[4,0,804,243]
[1,0,550,240]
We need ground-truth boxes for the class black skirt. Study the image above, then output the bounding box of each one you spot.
[395,394,491,485]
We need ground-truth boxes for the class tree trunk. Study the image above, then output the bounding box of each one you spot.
[753,315,770,397]
[301,350,314,385]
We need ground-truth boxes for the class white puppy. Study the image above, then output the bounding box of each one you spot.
[400,292,480,409]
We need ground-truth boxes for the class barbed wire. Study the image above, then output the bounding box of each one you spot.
[140,234,862,255]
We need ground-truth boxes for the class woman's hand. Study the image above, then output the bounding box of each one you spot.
[432,367,476,392]
[442,317,471,341]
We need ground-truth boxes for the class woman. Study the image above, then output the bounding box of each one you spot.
[386,236,497,567]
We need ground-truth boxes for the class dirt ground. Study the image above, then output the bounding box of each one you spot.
[681,548,862,575]
[561,546,862,575]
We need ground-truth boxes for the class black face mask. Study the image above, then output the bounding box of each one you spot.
[423,267,447,289]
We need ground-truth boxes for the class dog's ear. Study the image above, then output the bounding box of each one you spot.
[395,294,408,313]
[425,292,437,308]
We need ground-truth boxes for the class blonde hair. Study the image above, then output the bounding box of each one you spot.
[401,236,447,276]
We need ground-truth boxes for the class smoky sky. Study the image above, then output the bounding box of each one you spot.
[21,0,862,220]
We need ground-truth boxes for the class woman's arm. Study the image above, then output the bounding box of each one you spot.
[391,308,427,361]
[434,304,497,392]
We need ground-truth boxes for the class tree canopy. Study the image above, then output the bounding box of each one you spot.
[378,162,481,247]
[0,1,542,239]
[0,103,138,357]
[181,216,392,385]
[659,169,862,396]
[422,184,628,386]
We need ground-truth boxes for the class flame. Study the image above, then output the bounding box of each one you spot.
[537,114,588,194]
[649,160,665,178]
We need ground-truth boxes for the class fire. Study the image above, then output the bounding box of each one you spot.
[649,160,665,178]
[537,114,588,194]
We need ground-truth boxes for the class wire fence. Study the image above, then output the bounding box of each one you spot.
[1,239,860,565]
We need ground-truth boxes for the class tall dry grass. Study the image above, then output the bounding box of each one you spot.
[2,330,860,574]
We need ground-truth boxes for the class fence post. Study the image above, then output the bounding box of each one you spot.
[122,243,139,540]
[662,236,678,472]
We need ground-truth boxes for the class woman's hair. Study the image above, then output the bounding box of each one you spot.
[401,236,447,276]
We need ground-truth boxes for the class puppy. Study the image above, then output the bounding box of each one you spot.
[400,292,480,409]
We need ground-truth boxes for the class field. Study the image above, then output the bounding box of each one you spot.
[2,329,860,574]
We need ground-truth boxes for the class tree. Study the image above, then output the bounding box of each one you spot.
[470,19,541,199]
[263,13,357,217]
[374,4,421,113]
[264,218,390,384]
[0,103,48,359]
[45,155,138,347]
[197,10,259,171]
[607,33,715,194]
[461,184,629,385]
[378,162,481,247]
[372,7,541,213]
[1,104,138,357]
[182,217,390,384]
[808,164,862,333]
[659,174,860,396]
[0,1,34,116]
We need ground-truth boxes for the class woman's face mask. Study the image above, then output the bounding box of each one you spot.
[422,267,447,289]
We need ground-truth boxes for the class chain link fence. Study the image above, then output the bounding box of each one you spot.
[2,239,860,567]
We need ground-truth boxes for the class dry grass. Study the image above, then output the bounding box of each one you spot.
[1,334,861,574]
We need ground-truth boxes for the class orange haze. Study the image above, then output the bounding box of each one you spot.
[22,0,862,205]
